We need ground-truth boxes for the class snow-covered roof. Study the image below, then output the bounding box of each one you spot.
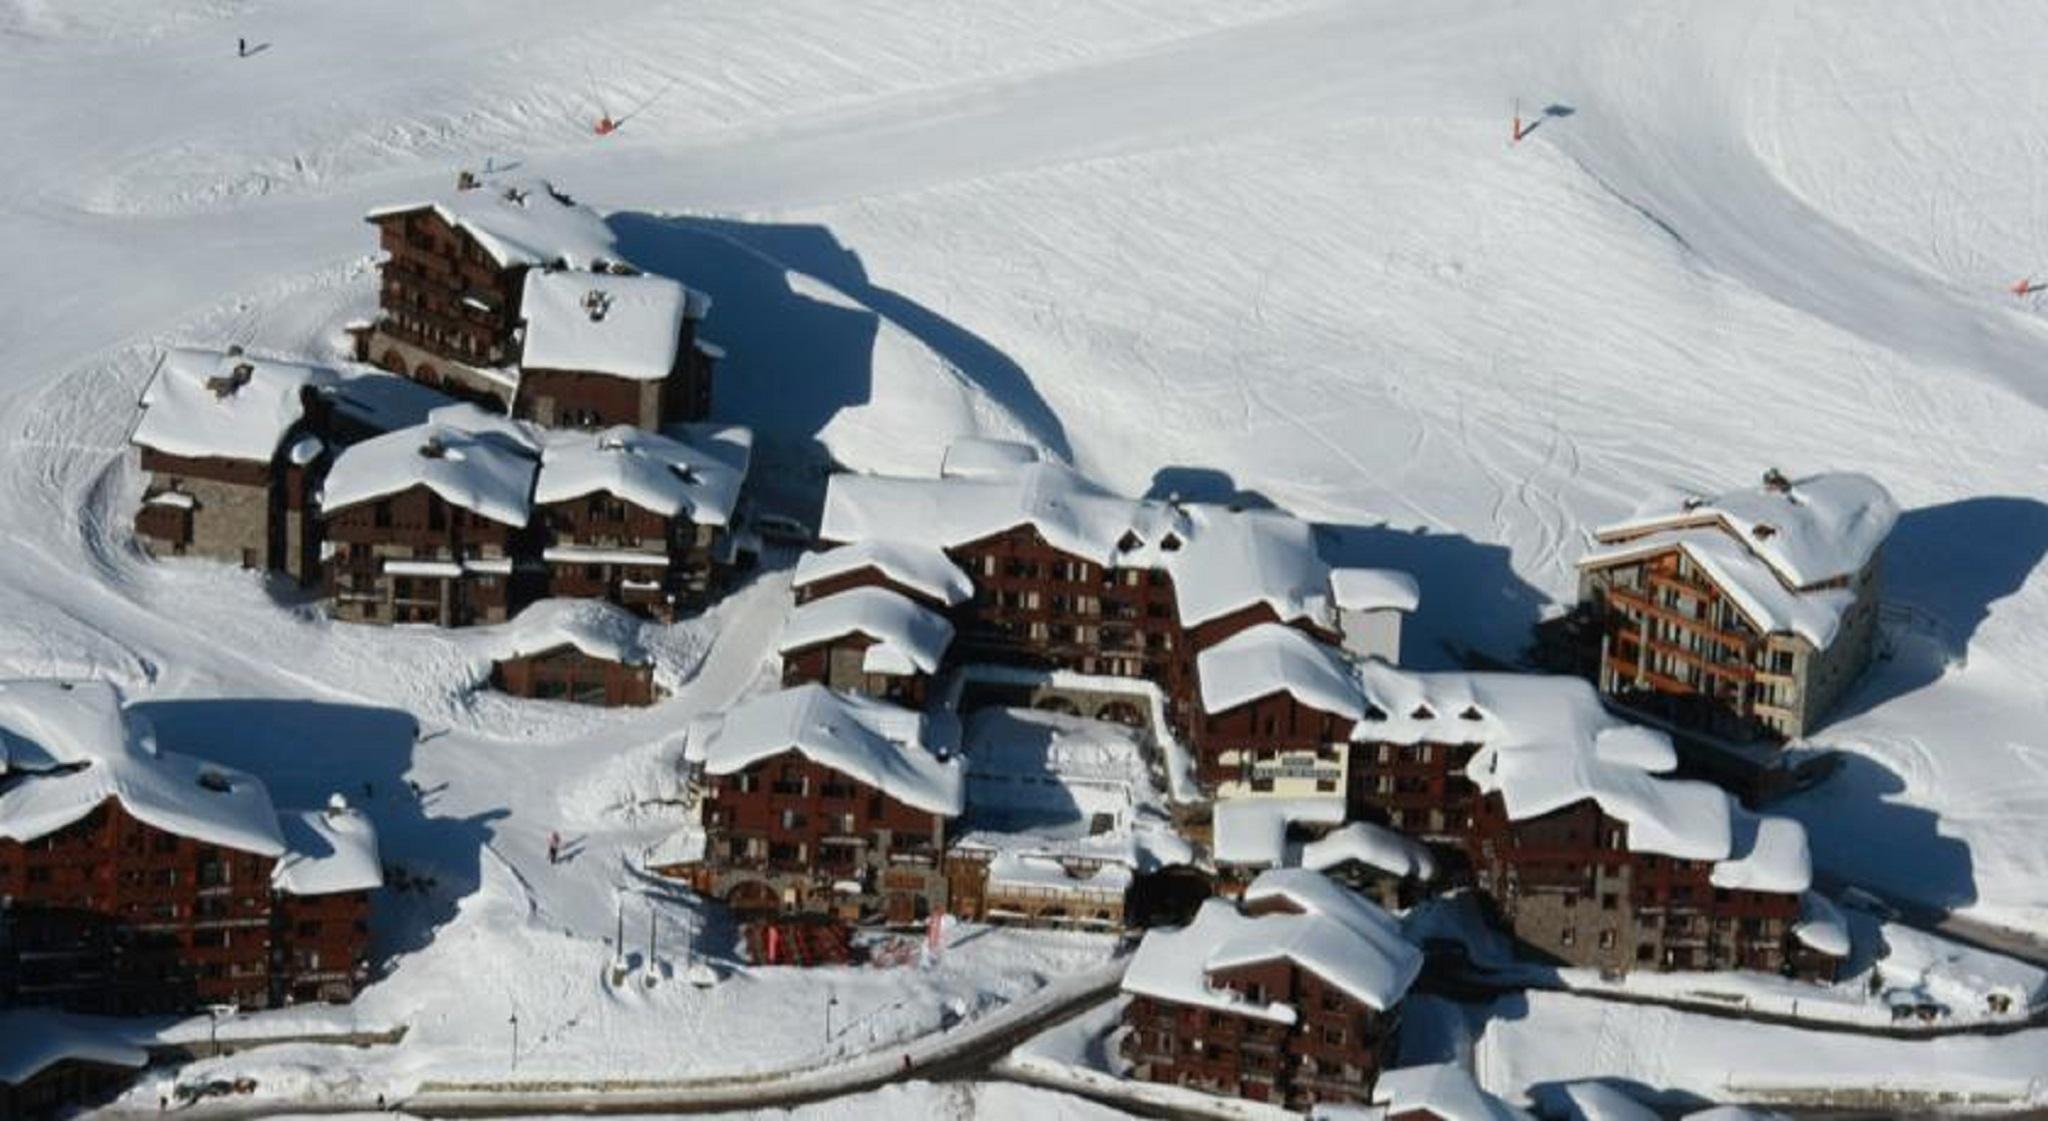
[819,445,1400,632]
[0,1009,147,1085]
[133,347,334,463]
[1330,566,1422,614]
[1594,471,1897,589]
[533,423,751,525]
[520,269,704,380]
[1196,622,1363,717]
[941,436,1043,479]
[0,681,285,857]
[273,798,383,896]
[321,421,538,526]
[1582,472,1896,649]
[1124,869,1420,1020]
[365,176,619,271]
[777,586,954,676]
[1371,1062,1535,1121]
[425,402,545,453]
[1793,891,1851,958]
[1580,527,1859,648]
[686,685,963,816]
[1350,666,1811,893]
[1212,795,1345,867]
[482,598,656,667]
[1542,1080,1658,1121]
[792,541,974,607]
[1302,821,1438,881]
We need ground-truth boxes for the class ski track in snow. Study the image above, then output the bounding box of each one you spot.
[6,0,2048,1106]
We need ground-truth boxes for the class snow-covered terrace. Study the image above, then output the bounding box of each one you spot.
[533,422,751,526]
[684,684,964,816]
[819,440,1415,633]
[777,586,954,677]
[132,347,335,464]
[520,268,709,380]
[364,176,621,271]
[320,420,539,527]
[0,1008,148,1089]
[273,798,384,896]
[1122,868,1422,1022]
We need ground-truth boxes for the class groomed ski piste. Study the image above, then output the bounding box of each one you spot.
[7,0,2048,1114]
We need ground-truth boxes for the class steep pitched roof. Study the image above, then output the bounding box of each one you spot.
[1196,622,1363,718]
[684,685,963,816]
[792,541,974,607]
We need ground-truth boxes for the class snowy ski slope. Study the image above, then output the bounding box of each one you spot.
[4,0,2048,1104]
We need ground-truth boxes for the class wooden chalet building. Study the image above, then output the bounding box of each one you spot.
[803,438,1419,792]
[319,420,541,626]
[533,424,751,621]
[0,681,380,1016]
[359,174,720,427]
[1120,869,1420,1111]
[658,685,964,925]
[130,348,336,585]
[486,601,663,708]
[777,585,954,707]
[1576,470,1897,742]
[1339,669,1846,980]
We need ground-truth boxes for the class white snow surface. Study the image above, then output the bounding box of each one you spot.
[1302,820,1438,882]
[1329,567,1422,614]
[777,585,954,677]
[133,346,333,463]
[533,422,751,525]
[685,684,964,815]
[273,801,384,896]
[1196,622,1363,718]
[321,420,539,526]
[1371,1061,1533,1121]
[792,541,975,607]
[519,268,697,380]
[1211,795,1345,869]
[6,0,2048,1098]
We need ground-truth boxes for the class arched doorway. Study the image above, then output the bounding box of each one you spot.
[378,349,407,374]
[1032,695,1080,716]
[725,879,779,918]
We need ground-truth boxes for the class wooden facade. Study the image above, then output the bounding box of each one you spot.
[490,645,657,707]
[366,206,526,407]
[779,634,932,707]
[1121,961,1397,1110]
[537,494,723,623]
[515,346,713,431]
[683,750,948,925]
[323,484,538,626]
[1344,744,1828,979]
[0,801,372,1016]
[1581,538,1882,743]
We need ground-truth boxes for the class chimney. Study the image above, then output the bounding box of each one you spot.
[583,289,612,322]
[456,169,479,191]
[420,434,448,459]
[1762,467,1791,493]
[327,791,350,817]
[207,362,255,398]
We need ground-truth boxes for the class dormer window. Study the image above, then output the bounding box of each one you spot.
[1361,705,1387,722]
[1160,532,1183,552]
[197,771,232,793]
[1459,705,1483,721]
[1410,704,1435,720]
[1117,531,1143,554]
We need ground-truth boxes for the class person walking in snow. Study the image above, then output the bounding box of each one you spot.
[237,37,246,57]
[548,832,561,865]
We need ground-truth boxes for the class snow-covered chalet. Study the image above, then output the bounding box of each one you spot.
[1576,469,1897,741]
[0,681,381,1015]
